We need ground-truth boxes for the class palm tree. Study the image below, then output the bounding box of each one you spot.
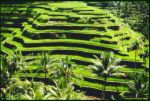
[142,49,149,70]
[132,40,140,68]
[44,79,85,100]
[128,72,149,99]
[36,51,58,78]
[90,52,125,98]
[49,56,84,99]
[50,56,80,88]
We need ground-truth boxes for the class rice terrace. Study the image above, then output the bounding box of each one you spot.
[0,0,149,100]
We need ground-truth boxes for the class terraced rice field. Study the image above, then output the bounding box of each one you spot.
[0,1,149,99]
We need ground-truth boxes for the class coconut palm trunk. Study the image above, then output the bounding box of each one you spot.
[134,50,137,68]
[116,85,118,93]
[45,71,46,78]
[124,2,128,23]
[44,67,47,78]
[103,78,107,98]
[133,40,140,68]
[101,84,104,97]
[103,77,107,99]
[90,52,125,99]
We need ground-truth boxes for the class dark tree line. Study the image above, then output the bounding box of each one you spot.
[89,1,149,40]
[111,1,149,40]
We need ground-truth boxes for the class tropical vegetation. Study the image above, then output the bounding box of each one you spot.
[0,0,149,100]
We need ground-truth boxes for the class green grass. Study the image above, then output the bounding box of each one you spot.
[6,33,143,63]
[15,34,120,51]
[73,78,129,92]
[1,16,25,19]
[145,57,149,68]
[1,7,28,11]
[1,21,15,25]
[17,45,140,62]
[1,2,148,98]
[48,1,87,8]
[12,72,129,92]
[1,33,13,37]
[74,66,130,82]
[1,45,14,55]
[18,54,145,75]
[31,19,121,28]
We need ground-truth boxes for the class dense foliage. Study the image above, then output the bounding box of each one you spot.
[0,1,149,100]
[99,1,149,40]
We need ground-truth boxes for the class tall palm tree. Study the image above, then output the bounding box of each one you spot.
[50,56,79,88]
[48,56,84,100]
[128,72,149,99]
[142,49,149,70]
[132,40,140,68]
[90,52,125,98]
[37,51,58,78]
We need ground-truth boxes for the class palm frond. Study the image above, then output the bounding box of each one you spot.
[111,72,126,77]
[93,55,101,62]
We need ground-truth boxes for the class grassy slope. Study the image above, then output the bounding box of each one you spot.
[1,1,148,96]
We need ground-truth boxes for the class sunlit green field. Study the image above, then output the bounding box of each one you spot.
[0,1,149,100]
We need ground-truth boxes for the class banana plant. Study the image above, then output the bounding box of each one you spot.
[8,51,27,73]
[0,55,10,100]
[6,78,53,100]
[1,52,27,100]
[5,77,84,100]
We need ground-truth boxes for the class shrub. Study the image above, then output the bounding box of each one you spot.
[77,17,90,24]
